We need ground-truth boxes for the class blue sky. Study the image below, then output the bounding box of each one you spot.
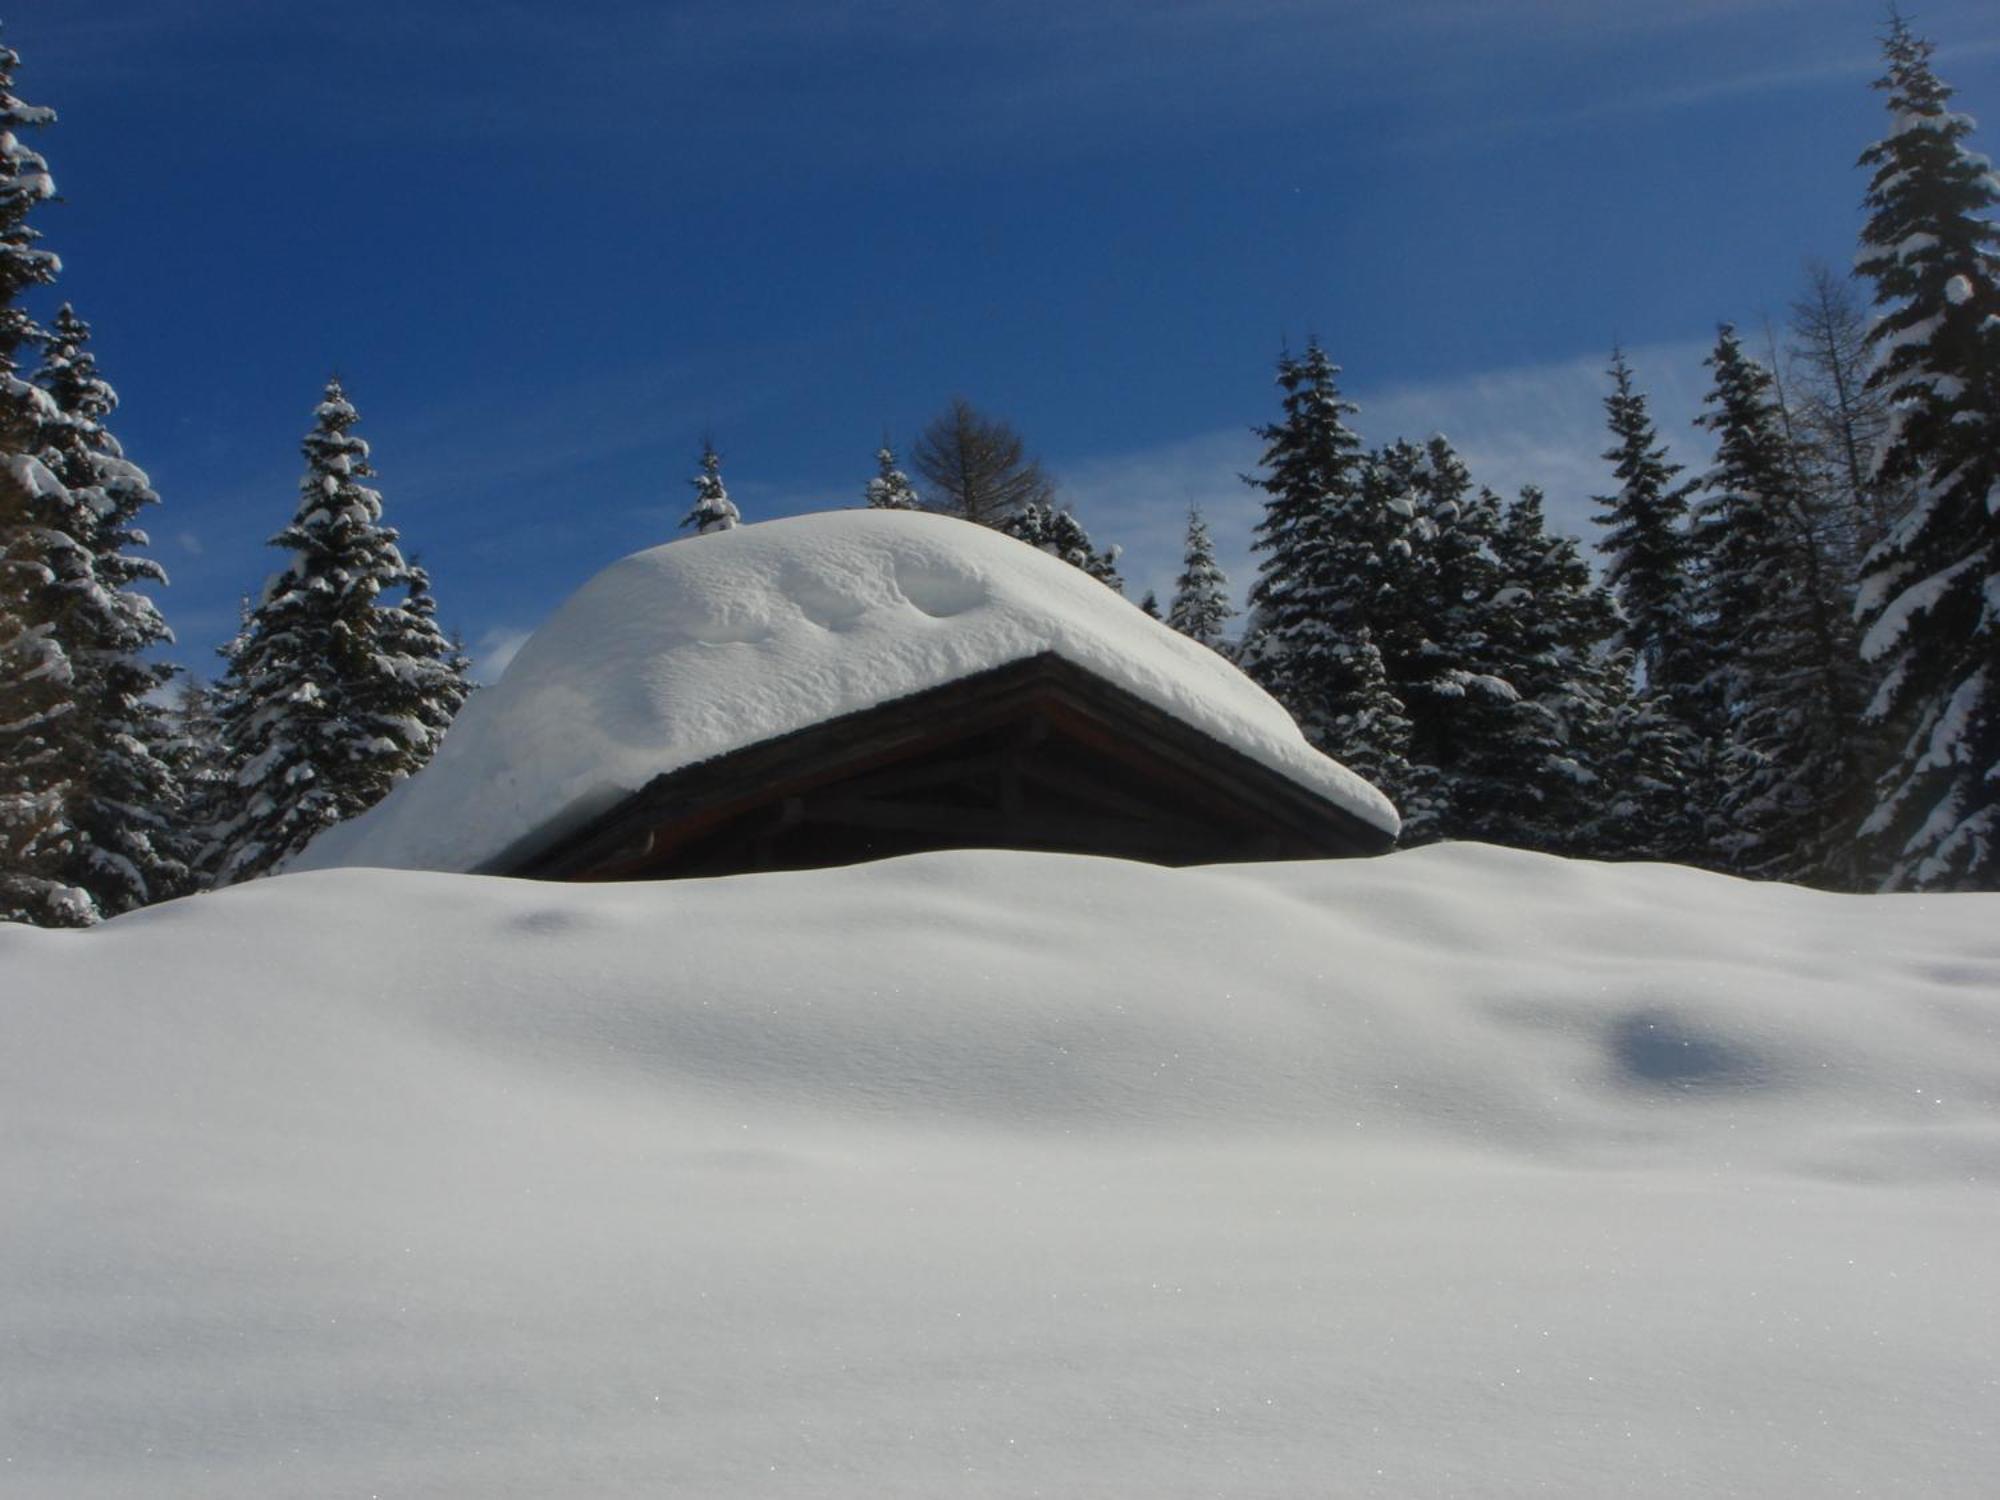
[17,0,2000,678]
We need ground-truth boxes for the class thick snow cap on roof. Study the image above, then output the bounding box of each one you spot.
[297,510,1398,874]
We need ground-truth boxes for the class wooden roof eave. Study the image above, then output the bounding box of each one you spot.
[484,652,1395,880]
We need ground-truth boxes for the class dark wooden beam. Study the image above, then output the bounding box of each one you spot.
[496,653,1395,881]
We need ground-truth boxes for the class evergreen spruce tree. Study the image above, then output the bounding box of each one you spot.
[1691,324,1867,885]
[32,304,188,910]
[1164,505,1234,650]
[1242,341,1432,829]
[205,380,455,885]
[1346,436,1433,677]
[864,443,922,510]
[180,606,250,875]
[162,674,228,867]
[1591,349,1720,864]
[1849,15,2000,891]
[377,557,472,759]
[681,442,741,534]
[998,502,1124,589]
[1391,438,1541,843]
[1325,624,1434,827]
[0,455,92,924]
[1593,349,1702,709]
[1588,678,1708,864]
[0,34,92,924]
[1137,590,1161,619]
[0,28,54,390]
[1482,486,1627,855]
[1242,341,1367,721]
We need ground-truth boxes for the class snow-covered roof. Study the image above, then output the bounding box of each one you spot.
[298,511,1397,875]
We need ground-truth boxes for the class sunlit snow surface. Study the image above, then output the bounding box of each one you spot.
[294,509,1397,875]
[5,844,1999,1497]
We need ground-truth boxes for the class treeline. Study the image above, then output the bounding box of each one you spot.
[866,19,1997,895]
[0,33,469,925]
[1207,17,1996,894]
[2,15,1995,925]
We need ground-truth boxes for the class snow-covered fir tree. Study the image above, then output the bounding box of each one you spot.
[1164,505,1234,650]
[1691,324,1867,886]
[204,380,461,886]
[1849,16,2000,892]
[31,304,189,911]
[1588,676,1707,864]
[1390,438,1541,845]
[999,502,1124,589]
[32,312,186,902]
[1323,623,1434,821]
[163,674,229,858]
[1343,437,1432,677]
[1242,340,1370,721]
[1241,342,1434,831]
[864,444,921,510]
[1,412,109,918]
[1481,485,1626,855]
[177,603,250,863]
[379,557,472,759]
[1591,349,1719,864]
[1593,349,1702,711]
[0,453,92,925]
[1137,590,1161,619]
[0,29,53,386]
[0,36,94,925]
[682,442,741,534]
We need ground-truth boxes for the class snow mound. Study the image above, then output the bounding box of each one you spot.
[296,510,1396,874]
[4,844,1999,1497]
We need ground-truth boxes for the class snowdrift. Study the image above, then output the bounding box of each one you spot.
[5,843,1999,1497]
[294,510,1396,875]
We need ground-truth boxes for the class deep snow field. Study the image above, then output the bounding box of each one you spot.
[4,842,1998,1498]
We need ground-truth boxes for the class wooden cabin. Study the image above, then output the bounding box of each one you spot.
[499,652,1393,881]
[297,512,1399,882]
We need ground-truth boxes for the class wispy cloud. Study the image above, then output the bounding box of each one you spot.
[1424,30,2000,150]
[1362,339,1712,537]
[217,0,1853,162]
[1060,337,1713,609]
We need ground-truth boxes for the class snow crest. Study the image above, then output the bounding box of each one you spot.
[297,511,1397,873]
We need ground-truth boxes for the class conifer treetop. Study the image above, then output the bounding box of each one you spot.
[1853,11,2000,489]
[682,442,742,534]
[1,27,59,466]
[0,30,59,367]
[35,305,114,423]
[1848,14,2000,892]
[999,501,1124,590]
[205,380,461,886]
[1592,349,1698,696]
[33,305,164,578]
[865,443,922,510]
[277,377,398,586]
[1691,323,1866,884]
[28,303,183,913]
[1247,340,1365,557]
[1166,504,1235,651]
